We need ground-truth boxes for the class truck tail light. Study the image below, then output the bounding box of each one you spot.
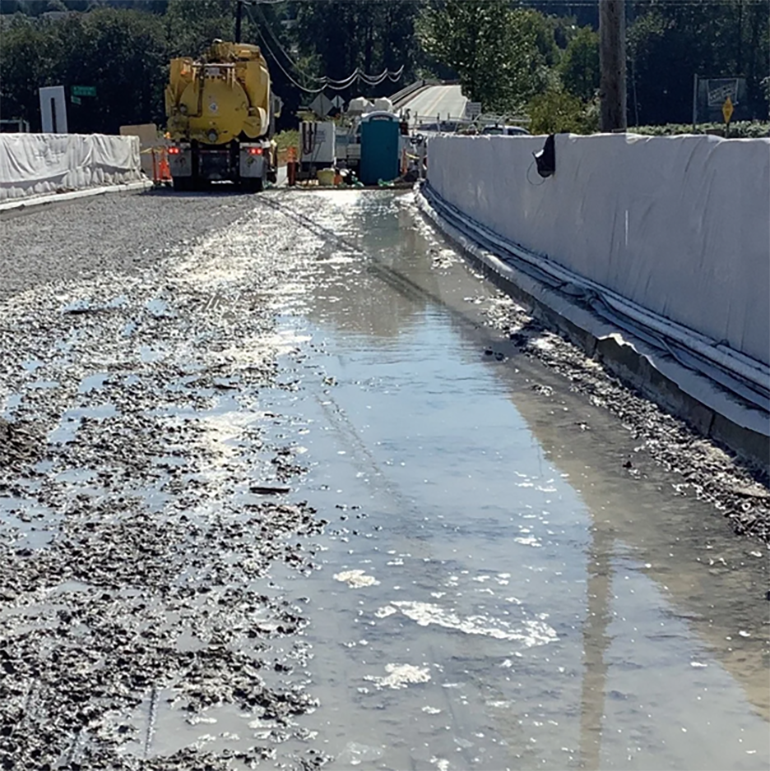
[168,146,181,154]
[248,147,263,156]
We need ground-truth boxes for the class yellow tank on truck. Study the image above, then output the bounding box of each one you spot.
[165,40,271,145]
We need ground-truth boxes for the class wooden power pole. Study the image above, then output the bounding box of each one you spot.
[599,0,627,132]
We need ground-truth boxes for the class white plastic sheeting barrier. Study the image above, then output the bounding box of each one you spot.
[0,133,143,202]
[427,133,770,369]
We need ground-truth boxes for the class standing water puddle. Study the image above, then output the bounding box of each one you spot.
[257,192,768,770]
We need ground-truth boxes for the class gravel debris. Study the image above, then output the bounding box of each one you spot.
[483,296,770,542]
[0,191,331,769]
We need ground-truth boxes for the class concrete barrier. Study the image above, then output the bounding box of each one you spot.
[426,133,770,370]
[0,133,144,202]
[422,133,770,464]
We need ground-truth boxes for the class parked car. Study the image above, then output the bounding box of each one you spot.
[480,124,530,136]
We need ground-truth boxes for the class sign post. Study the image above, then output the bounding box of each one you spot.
[308,93,333,118]
[722,96,734,137]
[39,85,68,133]
[692,73,698,131]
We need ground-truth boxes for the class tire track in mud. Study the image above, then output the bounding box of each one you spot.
[0,197,335,769]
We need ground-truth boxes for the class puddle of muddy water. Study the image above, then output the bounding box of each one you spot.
[255,192,769,770]
[1,191,767,770]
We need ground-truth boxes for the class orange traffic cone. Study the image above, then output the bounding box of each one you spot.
[159,150,172,184]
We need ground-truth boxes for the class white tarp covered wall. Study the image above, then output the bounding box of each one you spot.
[0,133,143,202]
[427,133,770,368]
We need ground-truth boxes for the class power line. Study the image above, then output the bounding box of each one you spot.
[251,2,357,86]
[250,21,327,93]
[245,1,403,92]
[256,4,402,87]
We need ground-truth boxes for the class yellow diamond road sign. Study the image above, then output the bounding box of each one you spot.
[722,96,734,124]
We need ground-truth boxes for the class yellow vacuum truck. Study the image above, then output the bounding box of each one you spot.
[164,40,280,191]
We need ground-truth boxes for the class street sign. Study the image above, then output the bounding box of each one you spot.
[695,77,746,123]
[71,95,82,105]
[331,95,345,110]
[309,93,333,118]
[39,85,68,133]
[722,96,734,124]
[72,85,96,97]
[465,101,482,118]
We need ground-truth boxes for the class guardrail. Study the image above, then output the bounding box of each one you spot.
[390,79,448,109]
[409,114,532,132]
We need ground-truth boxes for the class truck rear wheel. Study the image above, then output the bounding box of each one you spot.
[172,176,193,192]
[243,177,264,193]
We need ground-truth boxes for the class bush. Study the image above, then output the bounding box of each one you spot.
[629,121,770,138]
[527,85,598,135]
[274,129,299,152]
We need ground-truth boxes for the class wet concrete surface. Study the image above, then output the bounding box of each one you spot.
[0,190,768,769]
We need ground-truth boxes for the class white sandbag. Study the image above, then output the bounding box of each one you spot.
[0,133,143,202]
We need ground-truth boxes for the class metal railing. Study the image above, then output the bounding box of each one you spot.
[408,113,531,133]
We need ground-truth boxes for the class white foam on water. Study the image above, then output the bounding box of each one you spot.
[337,741,385,765]
[391,601,556,646]
[515,535,542,547]
[333,569,380,588]
[363,663,431,690]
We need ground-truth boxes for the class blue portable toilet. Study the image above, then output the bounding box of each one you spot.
[359,111,401,186]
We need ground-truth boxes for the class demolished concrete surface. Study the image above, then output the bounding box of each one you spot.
[0,193,331,769]
[0,189,767,769]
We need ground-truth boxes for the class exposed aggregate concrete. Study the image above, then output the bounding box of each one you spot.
[0,191,331,769]
[0,188,767,770]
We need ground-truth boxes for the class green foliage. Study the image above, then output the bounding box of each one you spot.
[628,0,770,125]
[515,8,560,97]
[294,0,419,91]
[164,0,234,58]
[527,84,599,135]
[559,25,599,102]
[0,18,56,126]
[273,128,298,152]
[630,121,770,138]
[418,0,540,114]
[0,0,767,135]
[0,8,168,131]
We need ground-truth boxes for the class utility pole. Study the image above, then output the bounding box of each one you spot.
[235,0,245,43]
[599,0,627,132]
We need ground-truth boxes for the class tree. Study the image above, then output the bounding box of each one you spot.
[528,83,598,134]
[0,17,57,126]
[628,4,716,125]
[559,25,599,101]
[0,9,168,131]
[293,0,419,96]
[516,8,561,97]
[165,0,234,57]
[418,0,540,114]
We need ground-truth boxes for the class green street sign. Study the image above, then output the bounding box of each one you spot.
[71,95,82,105]
[72,86,96,97]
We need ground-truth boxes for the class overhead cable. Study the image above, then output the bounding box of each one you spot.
[248,2,404,90]
[250,20,327,93]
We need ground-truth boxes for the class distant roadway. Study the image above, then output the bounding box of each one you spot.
[400,84,468,124]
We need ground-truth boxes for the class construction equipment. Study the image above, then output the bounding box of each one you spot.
[164,40,281,191]
[296,121,336,182]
